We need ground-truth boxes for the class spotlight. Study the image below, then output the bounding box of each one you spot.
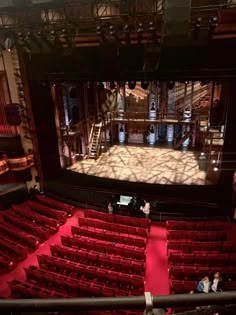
[209,16,218,28]
[149,21,155,31]
[137,23,143,33]
[212,160,216,164]
[141,81,149,90]
[200,152,205,156]
[96,25,103,35]
[123,24,129,32]
[50,29,56,36]
[109,81,116,90]
[128,81,136,89]
[109,25,115,35]
[213,167,219,172]
[167,81,175,90]
[37,31,42,37]
[195,17,202,29]
[61,29,67,37]
[4,32,15,52]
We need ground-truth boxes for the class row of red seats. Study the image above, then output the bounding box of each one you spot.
[50,244,144,275]
[25,266,142,297]
[3,213,50,241]
[72,226,146,248]
[167,230,227,241]
[27,200,67,224]
[36,194,75,216]
[85,209,150,229]
[61,235,145,261]
[169,265,236,281]
[170,279,236,294]
[12,204,60,233]
[37,254,144,290]
[0,235,27,260]
[79,218,147,238]
[167,240,235,253]
[169,252,236,266]
[166,220,227,231]
[0,222,39,249]
[8,279,68,298]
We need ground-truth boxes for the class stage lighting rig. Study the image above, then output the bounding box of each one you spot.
[141,81,149,90]
[128,81,136,89]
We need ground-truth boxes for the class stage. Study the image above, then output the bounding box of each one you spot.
[68,145,213,185]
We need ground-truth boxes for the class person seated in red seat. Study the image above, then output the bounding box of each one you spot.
[197,276,211,293]
[211,272,223,292]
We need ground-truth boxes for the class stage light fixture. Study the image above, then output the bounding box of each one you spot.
[195,17,202,29]
[128,81,136,90]
[149,21,155,31]
[137,23,143,33]
[109,25,116,35]
[4,32,15,52]
[209,16,218,28]
[61,28,67,37]
[167,81,175,90]
[123,24,129,32]
[109,81,116,90]
[96,25,103,35]
[141,81,149,90]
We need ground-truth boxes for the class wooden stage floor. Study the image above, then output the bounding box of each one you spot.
[68,145,212,185]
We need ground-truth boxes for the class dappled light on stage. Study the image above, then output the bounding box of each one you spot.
[68,145,213,185]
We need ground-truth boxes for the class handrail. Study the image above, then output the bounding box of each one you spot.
[1,292,236,311]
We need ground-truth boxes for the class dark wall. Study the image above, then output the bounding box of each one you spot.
[28,80,61,180]
[219,80,236,211]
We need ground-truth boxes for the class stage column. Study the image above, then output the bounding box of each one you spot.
[182,81,193,148]
[166,85,176,142]
[148,84,158,145]
[219,80,236,217]
[118,83,125,144]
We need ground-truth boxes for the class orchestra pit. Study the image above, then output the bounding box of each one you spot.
[1,1,236,315]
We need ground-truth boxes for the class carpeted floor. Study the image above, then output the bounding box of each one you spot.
[0,210,169,298]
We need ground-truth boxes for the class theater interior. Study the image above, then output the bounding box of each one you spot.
[0,0,236,314]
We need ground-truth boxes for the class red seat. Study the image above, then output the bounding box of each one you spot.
[170,253,183,264]
[132,261,143,275]
[99,255,110,268]
[110,256,121,271]
[195,254,208,266]
[182,254,195,265]
[130,275,144,289]
[103,287,114,297]
[120,260,131,273]
[170,266,184,279]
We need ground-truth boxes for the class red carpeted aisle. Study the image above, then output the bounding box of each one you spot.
[145,222,169,295]
[0,210,169,298]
